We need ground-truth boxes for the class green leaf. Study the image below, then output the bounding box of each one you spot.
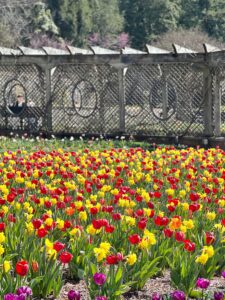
[115,266,123,284]
[30,276,44,289]
[190,290,202,298]
[90,262,97,275]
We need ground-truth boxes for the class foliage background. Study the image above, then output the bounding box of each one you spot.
[0,0,225,50]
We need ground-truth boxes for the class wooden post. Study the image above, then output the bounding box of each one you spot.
[45,67,52,132]
[162,70,168,119]
[98,69,105,133]
[214,74,221,136]
[203,68,213,136]
[118,68,125,133]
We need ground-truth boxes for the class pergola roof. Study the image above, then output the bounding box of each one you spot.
[0,43,223,57]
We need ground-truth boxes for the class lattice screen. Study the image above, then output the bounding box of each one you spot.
[51,64,120,134]
[0,64,45,132]
[125,64,204,136]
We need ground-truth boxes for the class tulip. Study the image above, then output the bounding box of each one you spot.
[31,261,39,273]
[15,260,29,277]
[53,241,65,252]
[196,278,210,289]
[106,255,119,265]
[222,271,225,278]
[59,251,73,264]
[4,294,18,300]
[214,292,224,300]
[171,290,186,300]
[152,292,162,300]
[128,234,141,244]
[95,297,107,300]
[93,273,106,286]
[68,290,81,300]
[16,286,32,296]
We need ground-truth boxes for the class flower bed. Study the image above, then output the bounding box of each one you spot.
[0,137,224,299]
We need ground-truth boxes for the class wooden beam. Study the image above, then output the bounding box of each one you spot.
[145,44,170,54]
[90,46,119,55]
[18,46,46,56]
[172,44,197,54]
[42,47,70,55]
[0,46,22,56]
[203,43,221,53]
[0,52,208,67]
[121,47,147,54]
[66,46,93,55]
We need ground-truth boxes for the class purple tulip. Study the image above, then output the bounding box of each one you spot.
[4,295,18,300]
[68,290,81,300]
[152,293,162,300]
[17,295,26,300]
[196,278,210,289]
[171,290,186,300]
[214,292,224,300]
[16,286,32,297]
[95,297,107,300]
[93,273,107,286]
[222,271,225,279]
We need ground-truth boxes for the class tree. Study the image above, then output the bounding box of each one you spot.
[179,0,201,29]
[120,0,181,49]
[48,0,123,47]
[47,0,92,47]
[180,0,225,42]
[201,0,225,42]
[89,0,123,39]
[31,2,59,36]
[0,3,34,47]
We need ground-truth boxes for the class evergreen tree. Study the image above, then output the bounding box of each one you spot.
[180,0,225,42]
[178,0,200,29]
[120,0,181,48]
[48,0,123,47]
[201,0,225,41]
[47,0,92,46]
[89,0,123,38]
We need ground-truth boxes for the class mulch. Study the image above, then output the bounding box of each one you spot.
[57,270,225,300]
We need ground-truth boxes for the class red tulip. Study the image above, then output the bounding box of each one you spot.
[16,260,29,276]
[37,228,48,238]
[106,255,119,265]
[105,225,115,233]
[190,193,200,202]
[0,222,5,231]
[206,232,215,245]
[128,234,141,244]
[32,219,42,229]
[189,203,200,212]
[53,241,65,252]
[163,228,173,238]
[175,231,185,242]
[184,240,195,252]
[112,213,121,221]
[90,207,98,215]
[59,251,73,264]
[138,218,147,230]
